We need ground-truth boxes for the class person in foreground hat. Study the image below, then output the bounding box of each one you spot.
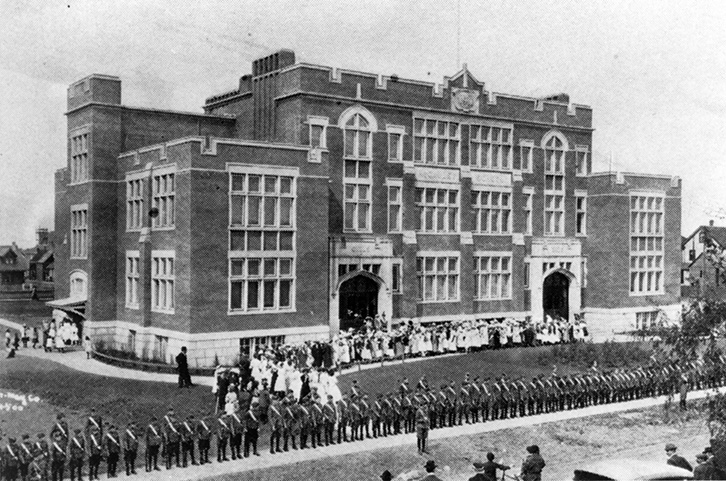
[693,452,714,480]
[470,452,510,481]
[521,445,546,481]
[380,470,393,481]
[421,459,444,481]
[665,443,693,472]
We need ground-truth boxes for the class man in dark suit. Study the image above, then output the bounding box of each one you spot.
[693,453,715,480]
[470,452,510,481]
[666,443,693,472]
[176,347,193,388]
[521,445,546,481]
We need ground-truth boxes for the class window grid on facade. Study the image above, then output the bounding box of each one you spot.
[151,253,175,312]
[152,173,175,228]
[576,148,589,176]
[415,187,459,233]
[70,132,89,183]
[416,255,459,302]
[519,142,534,172]
[240,335,286,356]
[576,195,587,235]
[344,160,372,232]
[126,179,144,231]
[70,206,88,259]
[524,192,533,235]
[635,311,659,330]
[229,257,294,312]
[125,252,140,308]
[474,254,512,300]
[392,261,402,293]
[344,113,372,159]
[413,118,460,165]
[308,118,327,149]
[472,190,511,234]
[388,184,402,232]
[469,125,513,170]
[229,171,296,313]
[630,195,664,295]
[544,135,566,236]
[388,132,403,162]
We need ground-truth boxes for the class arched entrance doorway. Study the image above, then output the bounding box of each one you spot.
[543,272,569,320]
[339,274,379,331]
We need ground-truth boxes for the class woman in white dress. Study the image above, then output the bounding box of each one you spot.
[70,323,79,346]
[273,361,288,394]
[225,385,239,414]
[423,330,433,356]
[326,371,343,403]
[480,322,489,349]
[289,369,303,401]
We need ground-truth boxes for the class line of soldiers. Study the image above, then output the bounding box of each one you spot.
[2,361,719,480]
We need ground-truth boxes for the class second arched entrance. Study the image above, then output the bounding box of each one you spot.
[339,274,379,331]
[543,271,570,320]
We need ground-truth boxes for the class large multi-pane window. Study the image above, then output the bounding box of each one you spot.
[635,311,659,330]
[474,254,512,300]
[125,251,140,309]
[630,194,664,295]
[151,252,174,312]
[344,113,372,159]
[415,187,459,233]
[70,205,88,259]
[387,183,402,233]
[126,178,144,231]
[472,190,511,234]
[469,124,513,170]
[413,118,460,165]
[229,170,296,313]
[576,194,587,235]
[152,173,175,228]
[416,255,459,302]
[544,134,566,236]
[344,160,372,232]
[240,336,286,356]
[70,132,89,183]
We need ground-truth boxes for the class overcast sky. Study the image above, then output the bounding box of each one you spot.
[1,0,724,246]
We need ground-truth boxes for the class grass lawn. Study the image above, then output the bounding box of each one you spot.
[0,299,53,327]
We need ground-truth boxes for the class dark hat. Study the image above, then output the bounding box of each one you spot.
[704,447,713,454]
[526,445,540,454]
[487,452,495,461]
[22,434,30,439]
[473,461,485,472]
[697,453,708,462]
[8,437,16,443]
[37,433,45,438]
[380,470,393,481]
[56,413,64,419]
[665,443,677,451]
[424,460,437,470]
[74,428,81,434]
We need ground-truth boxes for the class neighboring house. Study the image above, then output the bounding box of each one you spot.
[681,221,726,299]
[0,243,29,292]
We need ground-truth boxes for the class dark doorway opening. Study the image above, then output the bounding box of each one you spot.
[543,272,569,320]
[339,274,379,331]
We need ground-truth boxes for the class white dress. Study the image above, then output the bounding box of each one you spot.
[273,363,288,393]
[289,370,303,401]
[327,373,343,403]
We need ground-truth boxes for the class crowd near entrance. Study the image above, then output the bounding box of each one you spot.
[338,274,379,332]
[543,271,570,321]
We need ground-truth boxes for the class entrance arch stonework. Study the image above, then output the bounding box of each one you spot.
[529,238,583,323]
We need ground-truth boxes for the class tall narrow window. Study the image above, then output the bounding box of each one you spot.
[415,187,459,233]
[544,134,566,236]
[416,255,459,302]
[344,160,372,232]
[308,116,328,149]
[151,252,175,313]
[387,126,404,162]
[126,178,144,231]
[392,260,402,294]
[387,183,402,232]
[523,190,534,235]
[152,172,175,228]
[414,118,460,165]
[469,124,513,170]
[70,205,88,259]
[576,194,587,235]
[576,146,589,176]
[524,260,530,289]
[519,140,534,172]
[472,190,511,234]
[344,113,372,159]
[629,194,664,295]
[70,131,89,183]
[126,251,140,309]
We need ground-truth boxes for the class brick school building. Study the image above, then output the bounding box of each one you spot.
[52,49,681,366]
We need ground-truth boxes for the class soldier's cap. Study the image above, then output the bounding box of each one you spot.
[697,453,708,462]
[22,434,30,439]
[74,429,81,433]
[56,413,64,419]
[188,415,195,419]
[8,437,16,443]
[704,447,713,454]
[665,443,677,451]
[327,394,333,399]
[151,416,157,421]
[38,433,45,438]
